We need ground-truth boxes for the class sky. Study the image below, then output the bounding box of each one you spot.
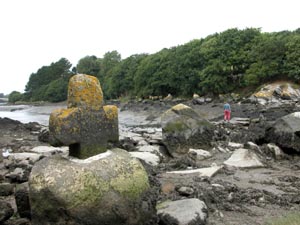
[0,0,299,95]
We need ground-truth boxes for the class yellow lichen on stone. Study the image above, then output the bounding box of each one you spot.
[49,108,81,138]
[254,90,273,98]
[67,74,104,110]
[103,105,118,120]
[162,103,192,118]
[172,103,191,111]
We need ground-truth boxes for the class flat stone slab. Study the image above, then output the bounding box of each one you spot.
[224,148,264,168]
[166,165,223,178]
[157,198,207,225]
[130,152,160,166]
[228,142,244,149]
[30,146,69,157]
[8,153,42,163]
[230,117,250,125]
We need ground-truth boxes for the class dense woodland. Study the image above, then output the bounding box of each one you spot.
[8,28,300,103]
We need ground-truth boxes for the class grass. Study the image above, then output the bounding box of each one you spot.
[264,212,300,225]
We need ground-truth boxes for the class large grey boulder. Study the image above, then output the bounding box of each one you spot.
[157,198,208,225]
[161,104,215,158]
[29,148,156,225]
[266,112,300,153]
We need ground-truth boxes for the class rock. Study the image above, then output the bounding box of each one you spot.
[49,74,119,159]
[15,182,31,219]
[266,112,300,153]
[157,198,208,225]
[166,165,223,178]
[164,93,173,100]
[188,148,212,162]
[245,141,260,151]
[161,104,215,158]
[0,200,14,223]
[229,117,250,125]
[253,82,300,104]
[228,142,244,149]
[192,97,205,105]
[266,143,285,160]
[193,93,200,99]
[6,167,29,183]
[29,148,156,225]
[177,186,194,196]
[0,183,15,196]
[0,150,3,163]
[8,153,42,164]
[130,151,160,166]
[37,127,49,142]
[3,218,31,225]
[137,145,161,155]
[224,148,264,168]
[30,145,68,157]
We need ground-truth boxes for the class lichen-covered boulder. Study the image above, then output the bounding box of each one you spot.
[253,82,300,103]
[29,148,156,225]
[266,112,300,153]
[49,74,119,159]
[161,104,215,158]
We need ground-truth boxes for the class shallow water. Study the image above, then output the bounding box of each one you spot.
[0,105,64,126]
[0,104,159,128]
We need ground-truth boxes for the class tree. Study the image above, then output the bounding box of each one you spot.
[284,34,300,80]
[105,54,147,99]
[8,91,23,103]
[244,32,287,85]
[76,55,102,77]
[24,58,74,101]
[100,51,122,97]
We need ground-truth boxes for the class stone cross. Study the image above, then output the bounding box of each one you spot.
[49,74,119,159]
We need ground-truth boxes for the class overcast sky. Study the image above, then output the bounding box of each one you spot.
[0,0,299,95]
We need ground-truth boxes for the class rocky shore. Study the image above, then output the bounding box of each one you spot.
[1,82,300,225]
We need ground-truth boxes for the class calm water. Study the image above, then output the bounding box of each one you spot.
[0,105,64,126]
[0,104,158,127]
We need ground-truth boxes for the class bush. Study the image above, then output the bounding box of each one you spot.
[8,91,23,103]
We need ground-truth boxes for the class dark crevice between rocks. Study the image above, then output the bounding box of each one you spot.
[69,143,80,157]
[280,146,300,156]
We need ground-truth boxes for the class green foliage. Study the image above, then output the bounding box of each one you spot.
[284,33,300,80]
[76,55,102,77]
[44,78,69,102]
[24,58,74,102]
[19,28,300,102]
[105,54,147,99]
[8,91,23,103]
[100,51,122,97]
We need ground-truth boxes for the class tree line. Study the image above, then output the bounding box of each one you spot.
[9,28,300,103]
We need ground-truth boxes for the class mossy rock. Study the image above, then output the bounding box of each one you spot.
[161,104,215,158]
[29,148,155,225]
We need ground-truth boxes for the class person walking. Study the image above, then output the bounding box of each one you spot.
[223,102,231,122]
